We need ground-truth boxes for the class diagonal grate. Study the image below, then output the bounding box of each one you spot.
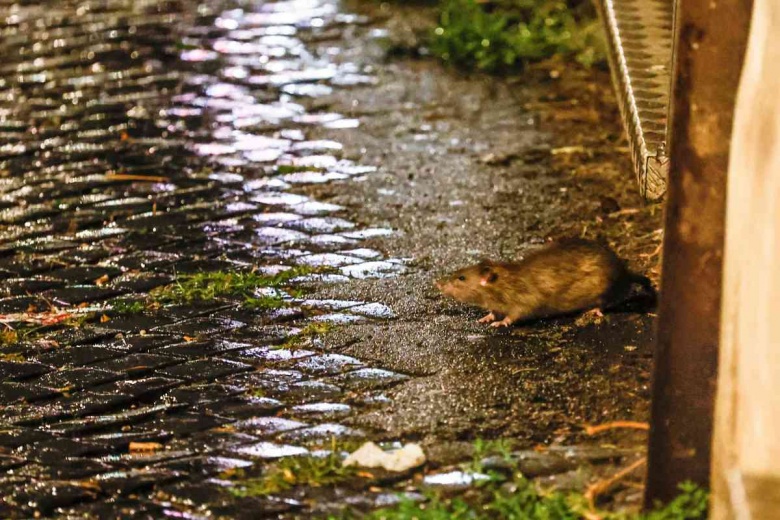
[596,0,675,201]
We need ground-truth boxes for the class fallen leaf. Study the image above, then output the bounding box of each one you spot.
[129,441,163,453]
[94,274,110,286]
[100,314,110,323]
[551,145,586,155]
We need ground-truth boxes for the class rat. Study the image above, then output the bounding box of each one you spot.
[435,238,655,327]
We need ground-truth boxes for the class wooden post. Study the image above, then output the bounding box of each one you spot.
[644,0,752,506]
[712,1,780,517]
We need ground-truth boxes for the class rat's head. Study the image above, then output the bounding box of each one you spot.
[435,261,499,304]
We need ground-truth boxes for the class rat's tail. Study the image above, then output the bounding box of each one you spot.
[628,272,657,305]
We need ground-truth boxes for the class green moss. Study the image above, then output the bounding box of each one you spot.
[245,388,266,398]
[109,299,147,315]
[429,0,606,73]
[280,321,337,349]
[276,164,326,174]
[243,294,287,310]
[227,448,358,497]
[151,267,316,307]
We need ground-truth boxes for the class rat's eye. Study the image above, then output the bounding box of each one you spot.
[457,275,466,281]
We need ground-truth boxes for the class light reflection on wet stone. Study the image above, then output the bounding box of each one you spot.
[423,471,493,489]
[340,260,406,279]
[0,0,417,515]
[278,423,364,443]
[296,253,363,267]
[233,442,309,459]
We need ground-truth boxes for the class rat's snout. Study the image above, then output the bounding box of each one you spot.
[434,277,451,295]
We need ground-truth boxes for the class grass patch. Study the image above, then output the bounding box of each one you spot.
[364,479,707,520]
[227,445,358,497]
[429,0,606,72]
[350,439,707,520]
[151,267,316,308]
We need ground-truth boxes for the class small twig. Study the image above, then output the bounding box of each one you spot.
[584,457,647,511]
[639,243,663,259]
[607,208,641,217]
[105,173,169,183]
[583,421,649,436]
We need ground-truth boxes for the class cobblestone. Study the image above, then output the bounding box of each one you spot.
[0,0,413,516]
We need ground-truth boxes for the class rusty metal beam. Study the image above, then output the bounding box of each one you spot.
[644,0,753,506]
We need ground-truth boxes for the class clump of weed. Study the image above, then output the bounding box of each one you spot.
[109,299,148,315]
[430,0,605,73]
[644,482,709,519]
[0,351,25,362]
[356,438,707,520]
[243,294,287,310]
[468,438,515,473]
[227,446,358,497]
[151,267,316,308]
[281,321,337,349]
[245,388,266,398]
[0,329,20,347]
[365,479,707,519]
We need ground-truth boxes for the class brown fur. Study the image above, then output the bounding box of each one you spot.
[436,238,653,327]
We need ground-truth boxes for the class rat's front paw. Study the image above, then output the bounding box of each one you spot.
[478,312,496,324]
[490,318,512,328]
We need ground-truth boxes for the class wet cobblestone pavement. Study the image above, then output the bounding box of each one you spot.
[0,1,415,517]
[0,0,663,517]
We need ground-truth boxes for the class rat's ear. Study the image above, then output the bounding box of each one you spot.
[479,269,498,286]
